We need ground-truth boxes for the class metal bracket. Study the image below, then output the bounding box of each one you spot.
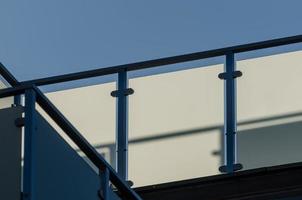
[218,71,242,80]
[219,163,243,173]
[15,117,25,127]
[111,88,134,97]
[225,131,236,136]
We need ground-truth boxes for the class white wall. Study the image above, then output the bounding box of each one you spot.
[44,50,302,186]
[0,81,13,109]
[1,50,301,187]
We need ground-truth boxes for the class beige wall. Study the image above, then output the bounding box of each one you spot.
[1,50,302,187]
[44,50,302,187]
[46,63,224,186]
[0,81,13,109]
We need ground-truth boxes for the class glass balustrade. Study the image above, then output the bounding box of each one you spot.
[237,50,302,170]
[38,76,117,169]
[128,61,224,186]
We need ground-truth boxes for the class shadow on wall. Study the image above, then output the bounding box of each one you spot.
[238,119,302,169]
[92,111,302,174]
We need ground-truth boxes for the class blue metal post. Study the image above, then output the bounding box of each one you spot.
[14,95,21,106]
[99,167,109,200]
[225,52,236,173]
[219,52,242,173]
[116,70,129,180]
[23,89,36,200]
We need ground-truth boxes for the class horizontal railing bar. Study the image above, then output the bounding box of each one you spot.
[0,85,32,98]
[32,86,142,200]
[20,34,302,87]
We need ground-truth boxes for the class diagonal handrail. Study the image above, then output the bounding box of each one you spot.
[0,64,142,200]
[34,86,142,200]
[0,62,20,86]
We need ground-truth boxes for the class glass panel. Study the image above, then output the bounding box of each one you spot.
[33,110,102,200]
[39,79,116,169]
[237,50,302,170]
[0,79,13,109]
[128,63,224,187]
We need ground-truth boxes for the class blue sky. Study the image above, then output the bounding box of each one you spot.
[1,0,302,85]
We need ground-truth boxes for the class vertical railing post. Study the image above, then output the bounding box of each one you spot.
[14,95,21,106]
[219,52,242,173]
[111,70,133,181]
[99,167,109,200]
[23,89,36,200]
[117,70,128,180]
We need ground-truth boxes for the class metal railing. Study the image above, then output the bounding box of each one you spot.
[0,68,142,200]
[1,34,302,198]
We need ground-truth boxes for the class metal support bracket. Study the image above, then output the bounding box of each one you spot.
[111,88,134,97]
[218,71,242,80]
[15,117,25,127]
[219,163,243,173]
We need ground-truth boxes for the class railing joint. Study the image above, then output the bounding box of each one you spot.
[218,70,242,80]
[15,117,25,127]
[111,88,134,97]
[219,163,243,173]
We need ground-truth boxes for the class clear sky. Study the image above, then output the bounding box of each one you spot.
[1,0,302,84]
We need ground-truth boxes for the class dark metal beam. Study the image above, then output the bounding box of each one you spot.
[0,63,20,86]
[0,63,22,104]
[136,162,302,200]
[20,34,302,87]
[0,85,33,98]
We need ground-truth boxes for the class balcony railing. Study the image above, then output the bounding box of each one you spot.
[1,34,302,198]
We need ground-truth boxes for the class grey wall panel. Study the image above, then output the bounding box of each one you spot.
[32,111,106,200]
[238,121,302,169]
[0,106,23,200]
